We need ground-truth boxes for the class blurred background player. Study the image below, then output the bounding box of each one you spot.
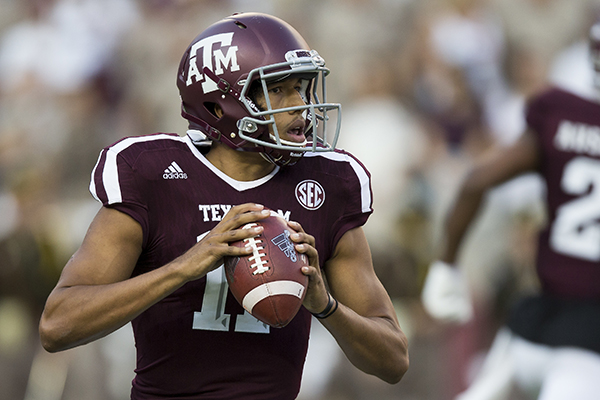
[422,21,600,400]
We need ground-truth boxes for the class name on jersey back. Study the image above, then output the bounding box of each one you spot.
[554,120,600,156]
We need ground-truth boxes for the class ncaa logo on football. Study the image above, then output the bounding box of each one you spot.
[295,180,325,210]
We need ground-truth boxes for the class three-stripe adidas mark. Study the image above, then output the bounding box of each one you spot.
[163,161,188,180]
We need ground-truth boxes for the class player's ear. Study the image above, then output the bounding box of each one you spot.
[214,104,224,118]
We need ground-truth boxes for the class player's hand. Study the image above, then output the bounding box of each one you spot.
[287,221,330,314]
[421,261,474,324]
[179,203,271,281]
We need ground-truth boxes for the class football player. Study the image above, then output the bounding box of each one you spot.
[421,22,600,400]
[39,12,408,399]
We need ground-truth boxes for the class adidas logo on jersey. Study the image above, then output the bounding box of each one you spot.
[163,161,188,180]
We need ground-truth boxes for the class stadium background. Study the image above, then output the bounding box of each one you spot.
[0,0,598,399]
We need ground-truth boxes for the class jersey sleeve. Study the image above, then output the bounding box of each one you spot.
[89,145,150,245]
[329,150,373,250]
[525,89,553,134]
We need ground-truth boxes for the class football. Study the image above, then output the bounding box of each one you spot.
[224,211,309,328]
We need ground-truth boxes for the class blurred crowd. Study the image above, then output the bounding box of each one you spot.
[0,0,598,399]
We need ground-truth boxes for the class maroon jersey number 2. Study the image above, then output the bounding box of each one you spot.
[549,157,600,262]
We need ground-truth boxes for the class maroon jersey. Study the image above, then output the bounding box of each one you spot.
[526,87,600,300]
[90,133,373,399]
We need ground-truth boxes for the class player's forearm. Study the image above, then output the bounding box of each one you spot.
[320,304,409,384]
[39,261,189,352]
[441,183,485,263]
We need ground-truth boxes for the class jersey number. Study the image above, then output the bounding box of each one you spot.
[191,232,270,333]
[549,156,600,261]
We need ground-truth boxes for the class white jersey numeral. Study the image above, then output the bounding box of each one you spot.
[191,232,270,333]
[549,157,600,261]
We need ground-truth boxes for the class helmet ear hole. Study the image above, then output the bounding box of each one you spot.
[204,102,223,118]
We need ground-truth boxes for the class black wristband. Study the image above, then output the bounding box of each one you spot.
[311,293,339,319]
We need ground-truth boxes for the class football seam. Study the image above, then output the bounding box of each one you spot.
[241,223,270,275]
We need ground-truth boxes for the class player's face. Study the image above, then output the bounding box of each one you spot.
[254,77,308,144]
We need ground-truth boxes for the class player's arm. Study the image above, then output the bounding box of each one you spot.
[40,204,269,352]
[293,224,409,384]
[441,129,541,263]
[421,129,542,323]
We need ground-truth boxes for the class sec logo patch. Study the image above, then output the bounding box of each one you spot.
[295,180,325,210]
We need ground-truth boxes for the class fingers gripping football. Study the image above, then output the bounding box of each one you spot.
[287,221,331,315]
[180,204,271,281]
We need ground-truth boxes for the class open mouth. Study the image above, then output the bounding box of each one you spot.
[282,120,307,144]
[285,127,306,143]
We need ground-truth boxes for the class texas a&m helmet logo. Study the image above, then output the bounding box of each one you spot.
[295,180,325,210]
[185,32,240,94]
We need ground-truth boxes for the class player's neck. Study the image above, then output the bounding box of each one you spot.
[205,143,276,181]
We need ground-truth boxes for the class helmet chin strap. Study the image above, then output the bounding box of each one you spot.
[181,104,221,142]
[260,148,304,167]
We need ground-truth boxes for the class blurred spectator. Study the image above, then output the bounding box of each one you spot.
[2,0,600,398]
[489,0,599,69]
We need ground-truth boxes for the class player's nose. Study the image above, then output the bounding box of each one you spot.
[285,91,305,113]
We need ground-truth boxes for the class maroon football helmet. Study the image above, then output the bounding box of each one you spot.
[177,12,341,166]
